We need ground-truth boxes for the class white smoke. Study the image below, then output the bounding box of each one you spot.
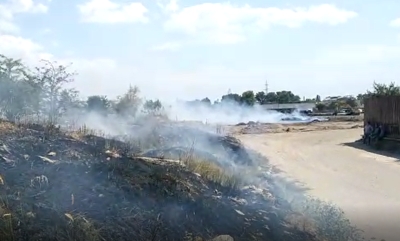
[162,100,320,125]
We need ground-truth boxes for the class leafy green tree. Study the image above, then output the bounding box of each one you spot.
[114,85,142,117]
[213,99,220,105]
[218,90,304,105]
[264,92,277,103]
[356,93,369,105]
[221,93,241,103]
[201,97,211,106]
[87,95,110,113]
[240,90,256,106]
[59,89,80,113]
[316,103,326,112]
[328,101,340,111]
[0,55,41,121]
[367,81,400,96]
[143,99,163,115]
[0,79,33,121]
[275,91,301,103]
[344,97,358,108]
[255,91,266,104]
[356,82,400,106]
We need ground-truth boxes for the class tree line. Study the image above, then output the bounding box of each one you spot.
[188,90,309,107]
[314,82,400,112]
[0,54,162,123]
[1,53,399,121]
[189,81,400,112]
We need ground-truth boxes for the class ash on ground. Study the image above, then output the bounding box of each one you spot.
[0,119,343,241]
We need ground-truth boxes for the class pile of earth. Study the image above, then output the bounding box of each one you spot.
[233,122,283,135]
[0,119,348,241]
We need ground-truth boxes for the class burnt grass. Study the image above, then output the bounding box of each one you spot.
[0,120,340,241]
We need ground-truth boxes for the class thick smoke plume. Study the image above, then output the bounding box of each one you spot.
[0,55,361,241]
[163,100,321,125]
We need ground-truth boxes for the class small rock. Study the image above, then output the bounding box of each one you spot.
[208,235,234,241]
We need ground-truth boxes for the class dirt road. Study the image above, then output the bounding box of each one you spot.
[237,128,400,241]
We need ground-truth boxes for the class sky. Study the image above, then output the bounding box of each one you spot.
[1,0,400,102]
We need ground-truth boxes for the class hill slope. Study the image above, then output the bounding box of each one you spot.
[0,119,353,241]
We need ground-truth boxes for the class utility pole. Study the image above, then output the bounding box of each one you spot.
[265,80,269,93]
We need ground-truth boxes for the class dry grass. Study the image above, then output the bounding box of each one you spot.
[65,122,241,190]
[0,210,101,241]
[68,124,106,140]
[0,197,13,241]
[63,214,102,241]
[104,122,242,190]
[73,121,247,191]
[179,145,242,190]
[0,172,101,241]
[0,120,17,133]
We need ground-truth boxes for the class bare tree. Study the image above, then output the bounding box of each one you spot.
[33,60,77,123]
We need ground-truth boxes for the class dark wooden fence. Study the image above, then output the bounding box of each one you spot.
[364,96,400,136]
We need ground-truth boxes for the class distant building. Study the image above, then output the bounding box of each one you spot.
[322,95,354,104]
[262,102,316,113]
[323,96,341,101]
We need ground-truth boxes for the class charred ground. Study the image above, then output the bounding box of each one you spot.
[0,119,359,241]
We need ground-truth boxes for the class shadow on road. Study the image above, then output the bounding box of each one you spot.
[341,141,400,162]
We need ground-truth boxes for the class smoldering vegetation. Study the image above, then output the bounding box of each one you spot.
[0,54,363,241]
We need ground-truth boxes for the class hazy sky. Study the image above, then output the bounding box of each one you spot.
[1,0,400,102]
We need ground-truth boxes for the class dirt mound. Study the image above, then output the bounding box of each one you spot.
[240,123,283,134]
[135,124,253,166]
[0,120,319,241]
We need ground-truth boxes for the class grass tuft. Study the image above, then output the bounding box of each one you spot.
[179,145,241,190]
